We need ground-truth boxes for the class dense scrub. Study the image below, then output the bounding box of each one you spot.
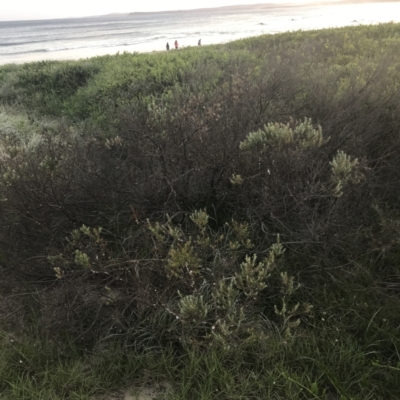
[1,23,400,399]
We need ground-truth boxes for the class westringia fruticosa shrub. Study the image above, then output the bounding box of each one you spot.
[239,117,325,151]
[239,118,366,198]
[149,210,313,348]
[48,210,312,349]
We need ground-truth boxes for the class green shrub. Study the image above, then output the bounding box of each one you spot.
[240,118,324,151]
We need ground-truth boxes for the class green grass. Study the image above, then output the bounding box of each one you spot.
[1,324,399,399]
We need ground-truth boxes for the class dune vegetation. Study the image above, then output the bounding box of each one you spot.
[1,22,400,399]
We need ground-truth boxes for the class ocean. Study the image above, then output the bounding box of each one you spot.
[1,2,400,65]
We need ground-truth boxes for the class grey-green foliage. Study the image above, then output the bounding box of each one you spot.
[234,243,283,299]
[178,294,208,322]
[239,117,324,151]
[74,250,91,268]
[274,271,313,338]
[0,108,82,187]
[0,108,43,154]
[47,224,107,278]
[0,107,79,159]
[330,150,365,197]
[149,210,310,349]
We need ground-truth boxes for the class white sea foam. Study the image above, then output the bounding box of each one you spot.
[0,2,399,65]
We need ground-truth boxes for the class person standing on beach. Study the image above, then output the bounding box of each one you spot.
[198,39,201,46]
[166,42,170,51]
[174,40,179,49]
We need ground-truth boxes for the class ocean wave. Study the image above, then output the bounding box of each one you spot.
[1,36,169,56]
[4,48,50,55]
[0,30,148,48]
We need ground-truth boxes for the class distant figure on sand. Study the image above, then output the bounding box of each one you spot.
[174,40,178,49]
[198,39,201,46]
[166,42,170,51]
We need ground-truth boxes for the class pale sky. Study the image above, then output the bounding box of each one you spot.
[0,0,320,21]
